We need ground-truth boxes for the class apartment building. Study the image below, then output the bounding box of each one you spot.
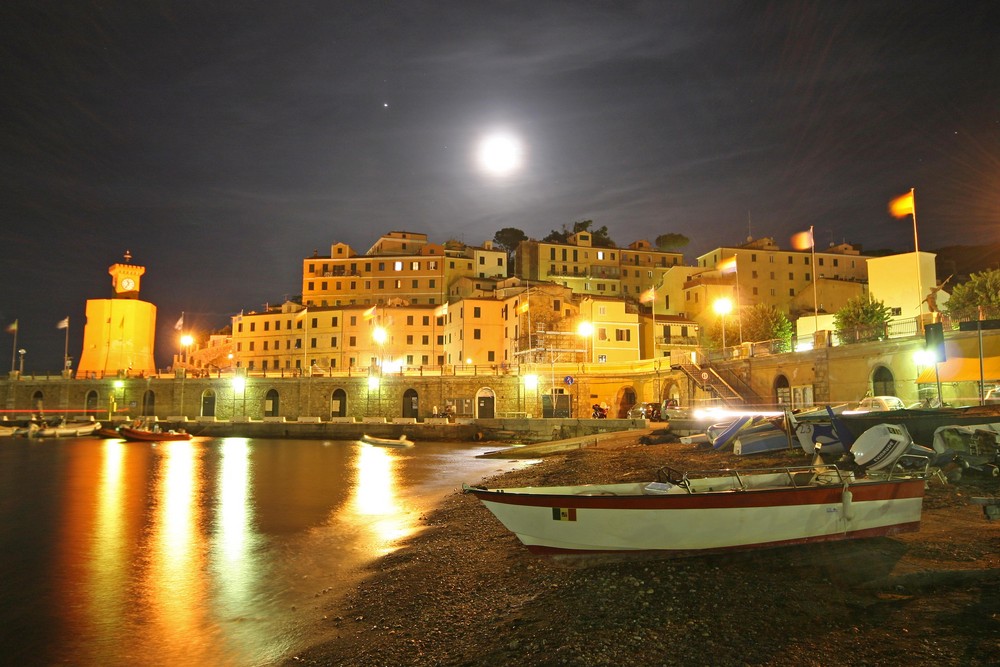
[515,231,683,301]
[689,237,868,324]
[301,231,507,308]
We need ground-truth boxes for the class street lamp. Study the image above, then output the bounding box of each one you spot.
[232,375,246,420]
[17,348,25,375]
[577,322,593,363]
[180,334,194,367]
[713,298,733,352]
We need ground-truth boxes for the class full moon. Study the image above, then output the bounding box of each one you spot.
[475,132,524,177]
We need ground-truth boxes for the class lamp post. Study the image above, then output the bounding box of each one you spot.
[232,375,246,420]
[180,334,193,367]
[17,348,26,375]
[713,298,733,354]
[577,321,593,363]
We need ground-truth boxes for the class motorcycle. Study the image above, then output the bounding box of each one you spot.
[591,404,608,419]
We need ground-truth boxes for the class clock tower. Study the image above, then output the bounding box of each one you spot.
[76,251,157,378]
[109,249,145,298]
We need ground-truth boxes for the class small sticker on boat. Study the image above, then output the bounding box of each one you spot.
[552,508,577,521]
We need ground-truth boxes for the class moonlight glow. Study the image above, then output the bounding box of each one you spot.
[475,132,524,177]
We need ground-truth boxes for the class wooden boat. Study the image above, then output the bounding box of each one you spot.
[361,434,414,448]
[119,426,192,442]
[707,415,754,450]
[463,462,928,555]
[95,426,123,438]
[0,424,20,437]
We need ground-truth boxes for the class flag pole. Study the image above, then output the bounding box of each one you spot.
[910,187,924,324]
[64,318,70,371]
[9,322,16,375]
[811,226,819,335]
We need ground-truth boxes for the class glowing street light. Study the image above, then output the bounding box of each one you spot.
[713,298,733,351]
[577,321,594,363]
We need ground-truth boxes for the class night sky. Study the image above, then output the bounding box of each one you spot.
[2,1,998,371]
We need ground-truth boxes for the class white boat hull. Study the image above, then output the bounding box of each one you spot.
[465,471,925,555]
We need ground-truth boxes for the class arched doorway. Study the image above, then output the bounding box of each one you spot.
[85,390,99,417]
[660,382,681,407]
[774,375,791,406]
[872,366,895,397]
[31,391,44,416]
[264,389,280,417]
[475,387,495,419]
[617,387,637,419]
[201,389,216,417]
[403,388,419,418]
[141,390,155,416]
[330,388,347,418]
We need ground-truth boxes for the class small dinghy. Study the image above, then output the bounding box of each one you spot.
[361,434,414,448]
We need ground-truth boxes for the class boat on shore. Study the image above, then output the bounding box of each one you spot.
[361,434,414,448]
[464,461,928,555]
[119,426,192,442]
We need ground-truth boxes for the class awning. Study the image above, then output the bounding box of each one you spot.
[917,356,1000,383]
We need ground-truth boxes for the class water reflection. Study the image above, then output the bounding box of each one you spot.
[348,445,415,555]
[145,441,210,663]
[0,437,526,666]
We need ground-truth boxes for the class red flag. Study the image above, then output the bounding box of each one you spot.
[790,230,814,251]
[5,320,17,334]
[363,305,377,320]
[639,287,655,303]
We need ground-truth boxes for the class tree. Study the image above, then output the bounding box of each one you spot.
[943,269,1000,321]
[742,304,793,351]
[834,295,892,344]
[655,233,690,252]
[492,227,528,274]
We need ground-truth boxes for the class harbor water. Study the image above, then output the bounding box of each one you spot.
[0,436,527,665]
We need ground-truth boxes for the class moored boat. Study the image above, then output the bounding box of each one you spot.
[119,426,192,442]
[35,421,102,438]
[464,462,929,555]
[361,434,414,448]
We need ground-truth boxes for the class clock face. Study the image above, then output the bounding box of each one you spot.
[121,278,136,291]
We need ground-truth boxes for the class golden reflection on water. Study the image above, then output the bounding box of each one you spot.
[144,440,210,662]
[348,445,416,555]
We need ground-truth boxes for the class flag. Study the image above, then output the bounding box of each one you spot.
[174,313,184,331]
[434,302,448,317]
[790,230,814,251]
[56,317,69,330]
[5,320,16,334]
[363,305,377,320]
[889,191,914,218]
[716,255,738,273]
[517,300,528,314]
[639,286,656,303]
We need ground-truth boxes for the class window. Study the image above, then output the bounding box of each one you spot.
[789,288,795,296]
[788,256,793,264]
[263,341,269,351]
[264,321,270,331]
[422,316,429,325]
[819,258,825,266]
[349,336,357,347]
[615,329,631,341]
[597,327,608,341]
[805,273,810,281]
[473,329,481,339]
[350,316,356,325]
[488,351,495,361]
[473,306,481,318]
[753,287,758,295]
[788,272,794,280]
[479,256,485,264]
[497,258,503,266]
[406,316,414,325]
[553,300,561,311]
[769,255,775,263]
[310,337,317,348]
[307,281,314,290]
[597,251,605,260]
[378,280,384,289]
[770,272,775,279]
[752,270,758,279]
[331,336,338,347]
[833,259,839,267]
[406,335,414,344]
[250,322,256,332]
[422,335,429,345]
[890,307,902,316]
[378,262,385,271]
[411,261,419,270]
[751,254,757,262]
[394,280,401,288]
[412,279,419,288]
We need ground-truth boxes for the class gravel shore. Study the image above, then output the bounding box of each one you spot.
[287,433,1000,666]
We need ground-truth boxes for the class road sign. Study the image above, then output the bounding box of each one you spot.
[564,375,574,385]
[701,372,709,380]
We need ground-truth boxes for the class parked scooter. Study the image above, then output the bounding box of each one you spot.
[591,403,608,419]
